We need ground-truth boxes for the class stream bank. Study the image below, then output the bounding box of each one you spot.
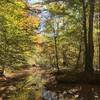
[0,67,100,100]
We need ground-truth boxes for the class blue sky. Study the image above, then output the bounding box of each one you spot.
[28,0,43,4]
[28,0,51,33]
[38,10,51,32]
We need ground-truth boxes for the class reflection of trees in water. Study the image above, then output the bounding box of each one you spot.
[43,85,100,100]
[78,85,95,100]
[78,85,100,100]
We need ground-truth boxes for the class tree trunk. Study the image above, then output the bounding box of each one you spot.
[82,0,95,72]
[99,34,100,70]
[82,0,88,71]
[62,50,68,67]
[97,8,100,70]
[54,35,59,71]
[86,0,95,72]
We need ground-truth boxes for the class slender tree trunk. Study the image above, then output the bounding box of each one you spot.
[82,0,88,71]
[52,16,59,72]
[54,35,59,71]
[97,7,100,70]
[62,50,68,67]
[99,34,100,70]
[87,0,95,72]
[98,15,100,70]
[49,54,53,68]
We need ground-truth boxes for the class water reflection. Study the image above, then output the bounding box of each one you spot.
[78,85,95,100]
[42,87,58,100]
[7,75,100,100]
[42,84,100,100]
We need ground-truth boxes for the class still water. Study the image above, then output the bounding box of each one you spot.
[7,75,100,100]
[42,84,100,100]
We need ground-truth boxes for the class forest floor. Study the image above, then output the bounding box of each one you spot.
[0,67,53,100]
